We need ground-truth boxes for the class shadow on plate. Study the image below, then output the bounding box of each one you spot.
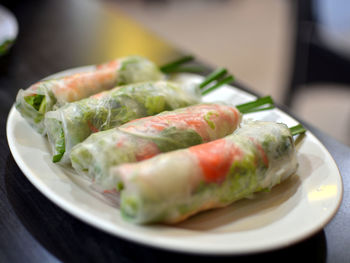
[4,154,327,263]
[177,173,301,232]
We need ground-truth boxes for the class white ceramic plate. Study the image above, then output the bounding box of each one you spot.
[7,70,343,255]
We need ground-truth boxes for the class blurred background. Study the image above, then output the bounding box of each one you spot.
[2,0,350,145]
[103,0,350,146]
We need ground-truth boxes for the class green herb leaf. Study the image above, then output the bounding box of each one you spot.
[0,39,14,56]
[116,181,124,191]
[152,127,203,152]
[204,111,219,129]
[51,121,66,163]
[24,94,45,111]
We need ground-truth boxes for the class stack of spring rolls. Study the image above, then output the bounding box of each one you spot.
[15,55,300,224]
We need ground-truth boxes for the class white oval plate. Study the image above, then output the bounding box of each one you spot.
[7,71,343,255]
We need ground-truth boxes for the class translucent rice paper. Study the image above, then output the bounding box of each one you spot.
[15,56,163,134]
[45,81,201,164]
[70,104,242,183]
[109,121,298,224]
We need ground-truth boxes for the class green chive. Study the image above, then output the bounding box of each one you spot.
[159,55,194,73]
[199,68,227,89]
[162,65,206,73]
[201,75,234,95]
[236,96,274,114]
[290,124,307,136]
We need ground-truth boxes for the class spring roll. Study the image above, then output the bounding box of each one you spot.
[15,56,163,134]
[45,81,200,164]
[70,103,241,182]
[108,121,298,224]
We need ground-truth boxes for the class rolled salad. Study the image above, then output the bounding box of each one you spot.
[12,54,304,226]
[106,121,302,224]
[70,96,274,181]
[70,103,242,182]
[15,55,195,134]
[45,67,245,164]
[45,80,201,164]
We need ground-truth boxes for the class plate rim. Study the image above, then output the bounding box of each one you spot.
[6,71,344,255]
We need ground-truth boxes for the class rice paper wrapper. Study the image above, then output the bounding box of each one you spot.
[45,81,201,164]
[70,103,242,182]
[15,82,57,134]
[15,55,163,134]
[108,121,298,224]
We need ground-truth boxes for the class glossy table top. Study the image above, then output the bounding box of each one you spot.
[0,0,349,262]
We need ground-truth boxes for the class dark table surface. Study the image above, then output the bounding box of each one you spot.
[1,0,349,262]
